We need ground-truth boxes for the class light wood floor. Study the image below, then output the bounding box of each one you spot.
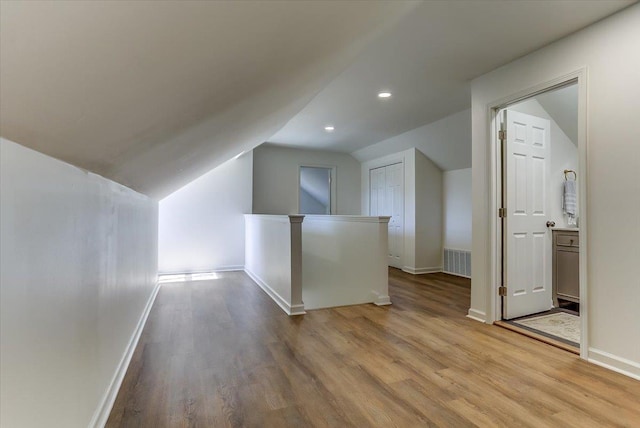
[107,269,640,427]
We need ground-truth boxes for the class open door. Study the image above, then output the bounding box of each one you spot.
[502,109,553,319]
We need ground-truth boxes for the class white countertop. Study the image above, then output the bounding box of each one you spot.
[551,227,579,232]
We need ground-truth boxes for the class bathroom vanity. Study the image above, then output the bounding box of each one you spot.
[552,228,580,306]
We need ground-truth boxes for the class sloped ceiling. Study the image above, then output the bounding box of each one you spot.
[0,1,633,198]
[537,84,579,146]
[352,109,472,171]
[0,0,416,198]
[270,1,632,157]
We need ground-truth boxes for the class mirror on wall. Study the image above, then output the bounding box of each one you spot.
[299,166,332,214]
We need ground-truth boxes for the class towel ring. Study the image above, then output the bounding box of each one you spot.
[564,169,577,181]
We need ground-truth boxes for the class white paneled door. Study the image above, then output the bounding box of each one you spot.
[503,109,553,320]
[370,163,403,268]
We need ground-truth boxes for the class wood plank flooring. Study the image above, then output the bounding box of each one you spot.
[107,269,640,427]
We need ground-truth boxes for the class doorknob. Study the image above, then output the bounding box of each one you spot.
[546,221,556,228]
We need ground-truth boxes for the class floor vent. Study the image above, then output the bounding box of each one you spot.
[443,249,471,278]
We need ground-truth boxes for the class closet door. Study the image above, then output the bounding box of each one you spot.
[369,163,403,268]
[369,167,386,216]
[385,163,403,268]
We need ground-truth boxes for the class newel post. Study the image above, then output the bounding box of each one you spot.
[288,215,306,315]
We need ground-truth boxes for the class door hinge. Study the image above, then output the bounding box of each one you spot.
[498,207,506,218]
[498,286,507,297]
[498,130,506,141]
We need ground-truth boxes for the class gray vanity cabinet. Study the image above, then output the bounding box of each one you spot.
[552,230,580,306]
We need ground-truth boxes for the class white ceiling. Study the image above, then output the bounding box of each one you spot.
[0,1,633,197]
[270,1,632,155]
[0,0,416,198]
[353,84,578,170]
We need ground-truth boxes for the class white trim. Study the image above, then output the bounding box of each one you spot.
[158,265,244,275]
[289,304,307,316]
[467,308,487,323]
[577,69,589,360]
[244,214,302,223]
[89,281,162,428]
[372,290,392,306]
[244,268,306,316]
[402,266,441,275]
[304,215,391,223]
[443,271,471,279]
[486,68,590,360]
[588,348,640,381]
[363,154,405,171]
[211,265,244,272]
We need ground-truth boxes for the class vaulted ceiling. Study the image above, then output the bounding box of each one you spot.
[270,1,632,158]
[0,1,416,198]
[0,1,633,198]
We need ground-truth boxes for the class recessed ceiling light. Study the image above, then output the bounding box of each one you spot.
[378,91,392,99]
[324,125,335,132]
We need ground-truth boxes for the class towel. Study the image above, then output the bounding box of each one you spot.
[563,179,577,217]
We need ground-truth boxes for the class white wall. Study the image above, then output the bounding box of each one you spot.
[252,144,361,215]
[443,168,472,251]
[244,215,304,316]
[0,139,159,427]
[361,148,443,274]
[509,97,579,228]
[470,4,640,378]
[158,152,252,273]
[302,215,391,309]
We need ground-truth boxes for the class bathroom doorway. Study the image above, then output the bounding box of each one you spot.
[494,80,583,353]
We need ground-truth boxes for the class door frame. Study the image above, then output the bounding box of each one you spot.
[487,68,589,358]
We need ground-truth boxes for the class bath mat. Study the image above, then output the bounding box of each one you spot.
[512,312,580,344]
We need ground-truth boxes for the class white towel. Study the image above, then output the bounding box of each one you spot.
[563,180,577,217]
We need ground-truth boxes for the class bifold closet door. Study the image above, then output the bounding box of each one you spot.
[369,163,403,268]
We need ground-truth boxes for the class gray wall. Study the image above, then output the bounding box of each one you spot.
[252,144,361,215]
[414,149,443,270]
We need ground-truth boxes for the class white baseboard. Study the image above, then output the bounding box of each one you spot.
[588,348,640,381]
[90,282,161,428]
[402,266,442,275]
[158,265,244,275]
[467,308,487,323]
[289,304,306,316]
[244,268,306,316]
[442,270,471,279]
[371,290,392,306]
[213,265,245,272]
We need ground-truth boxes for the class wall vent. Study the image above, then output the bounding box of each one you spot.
[443,249,471,278]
